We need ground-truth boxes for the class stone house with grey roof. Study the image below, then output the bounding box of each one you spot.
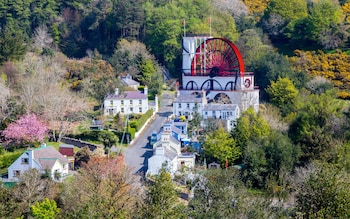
[121,74,140,90]
[7,144,69,182]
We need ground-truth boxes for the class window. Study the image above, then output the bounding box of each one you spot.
[179,103,181,108]
[139,107,142,113]
[121,108,124,113]
[110,100,113,105]
[139,100,142,104]
[205,111,208,115]
[13,170,20,177]
[130,100,133,104]
[121,100,124,105]
[130,107,133,112]
[187,103,190,108]
[108,109,114,115]
[21,158,29,164]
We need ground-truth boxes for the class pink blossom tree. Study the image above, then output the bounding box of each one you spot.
[2,114,47,145]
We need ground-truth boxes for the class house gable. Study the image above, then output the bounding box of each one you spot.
[7,146,69,181]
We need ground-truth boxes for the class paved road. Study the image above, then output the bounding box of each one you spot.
[123,91,174,176]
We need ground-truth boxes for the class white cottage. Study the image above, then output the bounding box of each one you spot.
[7,145,69,181]
[147,146,178,175]
[147,128,195,176]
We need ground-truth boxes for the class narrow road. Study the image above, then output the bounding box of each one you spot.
[123,91,174,176]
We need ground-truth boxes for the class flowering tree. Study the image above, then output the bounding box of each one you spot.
[2,114,47,144]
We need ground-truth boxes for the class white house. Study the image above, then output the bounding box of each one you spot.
[147,127,195,176]
[104,88,149,116]
[147,146,178,175]
[7,145,69,182]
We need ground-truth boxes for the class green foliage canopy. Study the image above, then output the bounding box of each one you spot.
[203,127,241,166]
[143,168,185,219]
[296,164,350,218]
[31,198,60,219]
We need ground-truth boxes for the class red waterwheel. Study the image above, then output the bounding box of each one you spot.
[191,38,245,76]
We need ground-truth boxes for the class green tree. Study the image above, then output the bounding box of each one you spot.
[115,0,145,40]
[98,130,119,154]
[0,24,27,64]
[203,127,241,167]
[266,77,299,116]
[289,91,347,163]
[292,0,343,44]
[31,198,60,219]
[189,168,287,218]
[295,164,350,218]
[262,0,307,38]
[241,131,300,189]
[232,108,271,150]
[0,182,18,218]
[143,168,186,219]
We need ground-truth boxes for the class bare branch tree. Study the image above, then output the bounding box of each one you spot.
[33,25,53,51]
[213,0,248,19]
[18,54,90,141]
[12,169,57,217]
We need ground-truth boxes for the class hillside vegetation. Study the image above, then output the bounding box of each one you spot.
[1,0,350,218]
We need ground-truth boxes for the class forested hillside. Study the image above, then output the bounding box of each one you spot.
[1,0,350,218]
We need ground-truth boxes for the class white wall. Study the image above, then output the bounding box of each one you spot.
[104,98,148,116]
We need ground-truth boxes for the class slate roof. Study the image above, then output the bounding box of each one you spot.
[170,125,181,135]
[39,158,58,169]
[173,94,202,103]
[32,146,69,169]
[203,103,238,111]
[121,77,140,87]
[106,91,147,100]
[169,134,180,145]
[163,147,178,160]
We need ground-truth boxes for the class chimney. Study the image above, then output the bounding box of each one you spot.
[115,88,119,95]
[144,86,148,95]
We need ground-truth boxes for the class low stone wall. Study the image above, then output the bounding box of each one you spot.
[61,137,99,151]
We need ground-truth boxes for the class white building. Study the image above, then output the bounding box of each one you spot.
[104,87,149,116]
[147,128,195,176]
[173,36,259,131]
[7,145,69,182]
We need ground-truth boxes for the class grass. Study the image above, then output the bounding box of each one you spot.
[47,141,80,153]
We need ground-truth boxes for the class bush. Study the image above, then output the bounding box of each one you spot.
[0,150,24,170]
[69,131,100,142]
[128,128,136,139]
[130,110,153,131]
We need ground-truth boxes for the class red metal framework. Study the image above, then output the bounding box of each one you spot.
[191,38,245,76]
